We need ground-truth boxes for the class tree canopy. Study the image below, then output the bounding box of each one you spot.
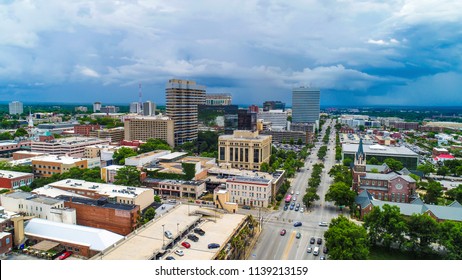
[325,182,356,208]
[113,147,137,165]
[324,216,370,260]
[114,166,141,187]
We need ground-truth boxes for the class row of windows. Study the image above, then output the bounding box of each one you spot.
[231,191,267,198]
[228,184,267,191]
[370,192,407,202]
[364,180,388,187]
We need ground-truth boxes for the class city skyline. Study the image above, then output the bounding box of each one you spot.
[1,1,462,107]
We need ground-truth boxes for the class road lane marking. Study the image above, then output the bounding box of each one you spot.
[281,231,296,260]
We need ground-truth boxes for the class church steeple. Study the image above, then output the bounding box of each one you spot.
[356,138,366,165]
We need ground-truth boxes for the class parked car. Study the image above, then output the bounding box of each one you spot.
[57,251,72,260]
[174,250,184,256]
[294,221,302,227]
[289,204,295,210]
[208,243,220,249]
[280,229,287,236]
[307,247,312,253]
[300,207,304,213]
[166,256,175,260]
[310,237,315,244]
[283,205,288,211]
[194,228,205,236]
[317,238,323,245]
[242,205,251,210]
[296,232,301,239]
[187,234,199,242]
[323,246,328,254]
[181,242,191,249]
[164,230,173,239]
[319,222,329,227]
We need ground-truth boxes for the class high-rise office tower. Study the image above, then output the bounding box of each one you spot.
[124,116,175,147]
[129,102,141,114]
[9,101,23,115]
[292,87,320,125]
[166,79,206,146]
[93,102,102,112]
[143,101,156,116]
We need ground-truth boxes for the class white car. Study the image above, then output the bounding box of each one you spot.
[300,207,304,213]
[174,250,184,256]
[296,191,300,195]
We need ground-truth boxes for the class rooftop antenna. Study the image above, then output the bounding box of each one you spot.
[138,83,143,114]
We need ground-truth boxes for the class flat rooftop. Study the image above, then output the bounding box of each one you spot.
[97,204,247,260]
[57,195,138,211]
[48,179,150,199]
[343,143,418,157]
[31,155,85,164]
[3,192,62,205]
[0,170,33,178]
[126,150,171,160]
[158,152,188,161]
[102,165,124,171]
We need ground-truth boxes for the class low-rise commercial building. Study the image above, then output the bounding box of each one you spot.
[100,165,124,183]
[89,127,125,144]
[58,195,140,236]
[47,179,154,210]
[74,124,101,137]
[0,192,76,224]
[24,218,124,258]
[143,178,206,199]
[0,170,34,190]
[31,155,90,178]
[31,137,110,157]
[125,150,171,167]
[226,176,272,207]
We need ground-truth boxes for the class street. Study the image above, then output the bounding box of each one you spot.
[250,119,342,260]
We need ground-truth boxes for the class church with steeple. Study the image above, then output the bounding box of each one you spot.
[352,138,417,203]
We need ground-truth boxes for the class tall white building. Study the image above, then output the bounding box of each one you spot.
[143,101,156,116]
[93,102,102,112]
[292,87,320,125]
[9,101,23,115]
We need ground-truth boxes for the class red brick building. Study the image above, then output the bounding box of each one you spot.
[352,139,416,203]
[58,196,139,236]
[74,124,101,137]
[0,170,34,190]
[0,232,13,256]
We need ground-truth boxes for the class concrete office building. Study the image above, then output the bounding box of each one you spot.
[9,101,23,115]
[238,109,257,131]
[218,130,272,171]
[226,176,272,207]
[89,127,125,143]
[31,137,110,157]
[124,116,175,147]
[0,192,76,224]
[0,170,34,190]
[31,155,94,178]
[206,94,232,106]
[166,79,206,146]
[257,110,288,130]
[292,87,320,127]
[143,101,156,116]
[129,102,141,114]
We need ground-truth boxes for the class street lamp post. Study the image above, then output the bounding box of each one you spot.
[177,223,179,238]
[162,224,165,248]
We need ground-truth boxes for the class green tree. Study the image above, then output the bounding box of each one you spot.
[363,204,407,250]
[445,185,462,203]
[138,138,172,154]
[424,181,443,204]
[303,188,319,208]
[325,182,356,209]
[324,216,369,260]
[260,162,269,172]
[358,125,365,132]
[154,195,162,203]
[113,147,137,165]
[436,166,449,178]
[438,221,462,260]
[407,214,439,254]
[0,132,12,140]
[144,207,156,221]
[368,157,380,165]
[114,166,141,187]
[384,158,404,171]
[343,158,353,167]
[14,127,28,138]
[370,168,379,173]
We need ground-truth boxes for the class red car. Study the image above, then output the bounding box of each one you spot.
[280,229,286,236]
[57,251,72,260]
[181,241,191,249]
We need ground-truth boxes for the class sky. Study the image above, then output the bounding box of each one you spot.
[0,0,462,107]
